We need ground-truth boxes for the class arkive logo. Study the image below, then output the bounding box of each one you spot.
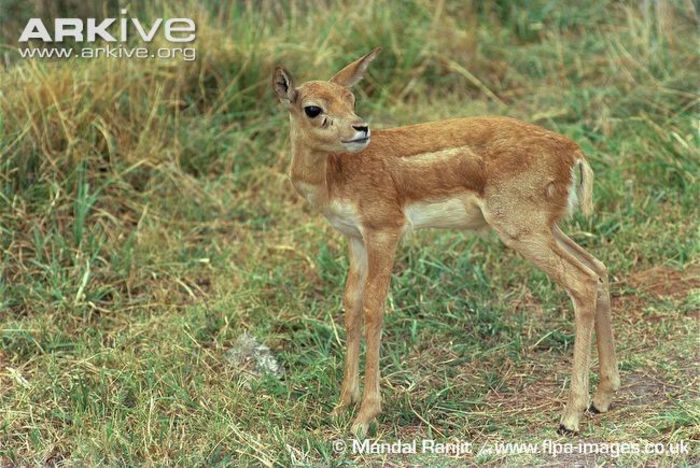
[19,9,196,43]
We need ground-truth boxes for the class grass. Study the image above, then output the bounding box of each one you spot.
[1,0,699,465]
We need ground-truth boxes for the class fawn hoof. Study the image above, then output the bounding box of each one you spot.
[333,387,361,418]
[351,398,380,438]
[351,412,378,438]
[591,379,620,414]
[351,420,370,439]
[590,392,614,414]
[331,403,351,418]
[557,423,578,437]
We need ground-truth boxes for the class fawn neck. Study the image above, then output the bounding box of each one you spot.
[289,127,330,207]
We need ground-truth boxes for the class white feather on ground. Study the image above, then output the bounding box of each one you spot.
[225,332,286,386]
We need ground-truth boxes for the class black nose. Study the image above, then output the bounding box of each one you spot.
[352,124,369,134]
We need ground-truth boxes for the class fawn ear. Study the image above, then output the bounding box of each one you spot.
[272,66,297,104]
[330,48,381,87]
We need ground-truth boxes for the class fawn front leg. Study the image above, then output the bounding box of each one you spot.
[334,237,367,415]
[351,229,400,438]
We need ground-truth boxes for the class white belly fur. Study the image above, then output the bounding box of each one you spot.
[404,194,487,231]
[322,195,487,238]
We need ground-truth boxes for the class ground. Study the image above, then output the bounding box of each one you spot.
[0,0,698,465]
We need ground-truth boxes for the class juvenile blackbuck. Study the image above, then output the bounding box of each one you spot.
[272,48,620,437]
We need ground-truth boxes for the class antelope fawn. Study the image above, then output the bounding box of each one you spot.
[272,48,620,437]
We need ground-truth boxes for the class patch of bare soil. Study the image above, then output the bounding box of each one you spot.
[617,371,673,407]
[485,367,673,418]
[546,367,695,465]
[538,450,605,467]
[626,265,700,299]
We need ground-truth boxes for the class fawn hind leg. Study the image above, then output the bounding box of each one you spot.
[492,223,600,434]
[553,226,620,413]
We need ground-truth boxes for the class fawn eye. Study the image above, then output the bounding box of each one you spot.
[304,106,322,118]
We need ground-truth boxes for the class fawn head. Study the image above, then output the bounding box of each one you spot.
[273,48,380,153]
